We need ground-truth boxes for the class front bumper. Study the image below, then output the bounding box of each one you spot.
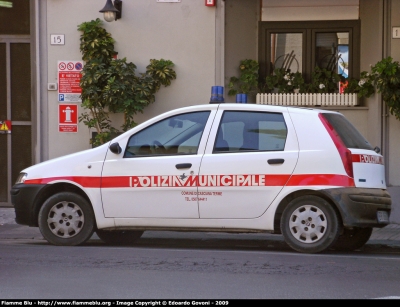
[10,183,46,226]
[321,188,391,228]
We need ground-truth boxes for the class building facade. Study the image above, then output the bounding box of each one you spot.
[0,0,399,222]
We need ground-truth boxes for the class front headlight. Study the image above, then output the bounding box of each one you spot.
[15,173,27,184]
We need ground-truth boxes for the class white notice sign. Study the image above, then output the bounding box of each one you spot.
[393,27,400,39]
[51,34,65,45]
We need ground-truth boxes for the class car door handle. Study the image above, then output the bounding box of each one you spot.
[176,163,192,169]
[268,159,285,165]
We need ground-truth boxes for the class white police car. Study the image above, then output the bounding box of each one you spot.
[11,103,391,253]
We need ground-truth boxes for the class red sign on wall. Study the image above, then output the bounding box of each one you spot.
[58,61,83,103]
[59,104,78,133]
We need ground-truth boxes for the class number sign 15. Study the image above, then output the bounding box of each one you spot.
[50,34,65,45]
[393,27,400,39]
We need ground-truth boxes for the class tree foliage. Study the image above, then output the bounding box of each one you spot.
[344,57,400,119]
[371,57,400,120]
[227,59,259,95]
[78,19,177,146]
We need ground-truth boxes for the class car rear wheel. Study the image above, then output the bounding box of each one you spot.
[96,229,144,245]
[281,195,340,254]
[331,227,373,251]
[38,192,95,246]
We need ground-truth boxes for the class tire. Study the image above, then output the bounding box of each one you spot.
[331,227,373,251]
[96,229,144,245]
[38,192,95,246]
[280,195,341,254]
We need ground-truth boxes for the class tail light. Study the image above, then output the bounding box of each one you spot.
[318,113,354,178]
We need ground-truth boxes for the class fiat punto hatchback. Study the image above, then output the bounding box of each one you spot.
[11,103,392,253]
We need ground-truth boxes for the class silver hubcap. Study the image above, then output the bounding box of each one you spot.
[47,201,84,238]
[289,205,327,243]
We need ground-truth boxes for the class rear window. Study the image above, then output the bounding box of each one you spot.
[321,113,373,150]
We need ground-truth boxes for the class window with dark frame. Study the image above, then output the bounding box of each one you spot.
[258,20,360,84]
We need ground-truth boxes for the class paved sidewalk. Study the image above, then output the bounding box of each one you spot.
[0,207,16,225]
[1,207,400,248]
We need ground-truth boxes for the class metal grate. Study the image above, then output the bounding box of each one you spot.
[11,43,31,121]
[11,125,31,186]
[0,134,7,202]
[0,43,6,119]
[0,0,30,35]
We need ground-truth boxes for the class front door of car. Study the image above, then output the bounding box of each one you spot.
[101,110,215,218]
[198,108,299,219]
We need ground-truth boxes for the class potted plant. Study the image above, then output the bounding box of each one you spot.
[307,66,343,93]
[343,70,375,98]
[265,68,306,93]
[342,56,400,117]
[259,66,362,106]
[227,59,259,103]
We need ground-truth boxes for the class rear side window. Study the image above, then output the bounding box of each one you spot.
[214,111,287,153]
[321,113,373,150]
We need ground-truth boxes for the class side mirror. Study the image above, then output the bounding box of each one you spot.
[374,146,381,154]
[109,142,122,154]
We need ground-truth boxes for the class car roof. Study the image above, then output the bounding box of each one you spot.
[175,103,341,116]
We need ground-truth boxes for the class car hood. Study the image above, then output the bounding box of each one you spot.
[21,143,109,185]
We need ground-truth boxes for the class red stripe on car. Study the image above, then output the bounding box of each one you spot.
[24,174,354,188]
[25,176,101,187]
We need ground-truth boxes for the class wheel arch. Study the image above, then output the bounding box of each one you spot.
[273,189,343,234]
[32,183,93,227]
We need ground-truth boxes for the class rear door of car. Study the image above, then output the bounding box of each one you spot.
[198,105,299,219]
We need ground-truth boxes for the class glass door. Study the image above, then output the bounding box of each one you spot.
[0,0,33,206]
[0,38,32,206]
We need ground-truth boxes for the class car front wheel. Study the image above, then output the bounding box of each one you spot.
[281,195,341,254]
[38,192,95,246]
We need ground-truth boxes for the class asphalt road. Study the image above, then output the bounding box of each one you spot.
[2,208,400,300]
[1,234,400,299]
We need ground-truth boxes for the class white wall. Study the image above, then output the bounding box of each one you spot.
[360,0,384,153]
[224,0,259,103]
[45,0,217,159]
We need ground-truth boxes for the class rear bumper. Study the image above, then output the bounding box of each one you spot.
[321,188,391,228]
[10,183,46,226]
